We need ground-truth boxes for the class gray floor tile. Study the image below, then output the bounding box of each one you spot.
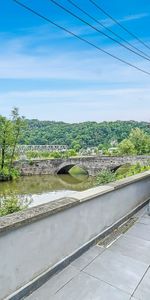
[138,217,150,225]
[135,207,147,218]
[143,207,150,217]
[26,265,79,299]
[134,268,150,300]
[84,249,148,294]
[25,207,150,300]
[72,246,105,270]
[110,235,150,264]
[126,223,150,241]
[53,272,130,300]
[142,215,150,220]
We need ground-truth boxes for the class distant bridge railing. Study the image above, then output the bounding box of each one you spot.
[15,145,68,154]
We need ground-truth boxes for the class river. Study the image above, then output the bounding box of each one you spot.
[0,174,94,207]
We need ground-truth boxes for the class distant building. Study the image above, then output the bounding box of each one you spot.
[110,140,118,147]
[108,147,118,154]
[79,147,98,156]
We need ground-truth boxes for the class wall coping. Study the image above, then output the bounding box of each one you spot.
[0,171,150,235]
[70,171,150,200]
[108,170,150,189]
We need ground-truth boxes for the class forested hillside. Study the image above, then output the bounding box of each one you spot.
[20,120,150,149]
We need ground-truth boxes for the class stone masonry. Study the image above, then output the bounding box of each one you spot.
[14,156,150,176]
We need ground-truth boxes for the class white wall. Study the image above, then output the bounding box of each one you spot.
[0,171,150,299]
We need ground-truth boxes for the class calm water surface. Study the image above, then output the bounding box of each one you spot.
[0,174,94,207]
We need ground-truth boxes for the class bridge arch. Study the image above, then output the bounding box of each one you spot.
[110,163,132,173]
[56,163,89,175]
[110,165,123,172]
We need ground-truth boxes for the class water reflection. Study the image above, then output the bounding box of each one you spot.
[0,174,94,207]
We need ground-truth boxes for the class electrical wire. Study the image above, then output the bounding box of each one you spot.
[13,0,150,76]
[89,0,150,51]
[49,0,150,62]
[67,0,150,59]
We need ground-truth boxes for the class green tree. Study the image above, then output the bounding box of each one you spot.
[128,128,150,154]
[71,141,81,152]
[9,108,25,171]
[20,120,150,149]
[63,149,77,158]
[118,139,136,156]
[98,144,104,150]
[0,108,25,178]
[51,151,62,159]
[0,116,13,170]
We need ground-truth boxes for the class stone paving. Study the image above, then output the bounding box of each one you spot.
[26,206,150,300]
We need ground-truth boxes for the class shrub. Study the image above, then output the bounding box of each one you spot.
[9,167,20,179]
[95,169,116,185]
[116,163,150,180]
[29,160,34,166]
[0,166,10,177]
[95,164,150,186]
[0,166,20,180]
[0,193,32,217]
[50,151,62,159]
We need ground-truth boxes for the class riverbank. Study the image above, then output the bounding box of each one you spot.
[0,175,11,182]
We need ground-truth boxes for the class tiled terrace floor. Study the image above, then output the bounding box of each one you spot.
[26,206,150,300]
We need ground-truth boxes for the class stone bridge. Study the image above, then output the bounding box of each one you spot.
[15,155,150,176]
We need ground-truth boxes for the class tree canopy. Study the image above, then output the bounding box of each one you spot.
[117,128,150,155]
[0,108,25,178]
[20,119,150,150]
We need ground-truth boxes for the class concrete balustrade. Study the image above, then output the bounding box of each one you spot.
[0,171,150,300]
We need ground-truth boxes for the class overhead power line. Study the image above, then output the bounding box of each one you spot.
[13,0,150,76]
[89,0,150,51]
[49,0,150,62]
[67,0,150,60]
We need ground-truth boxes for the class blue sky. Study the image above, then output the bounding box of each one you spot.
[0,0,150,122]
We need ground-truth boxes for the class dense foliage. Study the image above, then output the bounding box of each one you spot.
[0,108,25,179]
[95,169,116,184]
[26,149,77,160]
[115,163,150,179]
[95,163,150,186]
[117,128,150,155]
[0,193,32,217]
[20,120,150,149]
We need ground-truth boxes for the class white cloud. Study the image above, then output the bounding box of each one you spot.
[0,37,149,84]
[120,13,149,22]
[0,20,150,83]
[0,87,149,100]
[0,24,149,122]
[101,12,149,28]
[0,86,149,122]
